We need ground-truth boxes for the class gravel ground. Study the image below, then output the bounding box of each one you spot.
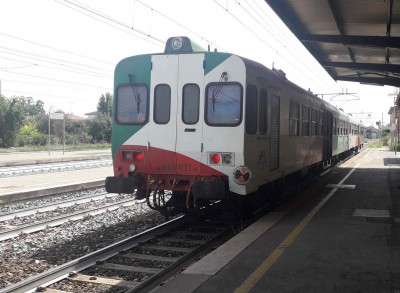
[0,202,165,289]
[0,193,133,230]
[0,188,107,214]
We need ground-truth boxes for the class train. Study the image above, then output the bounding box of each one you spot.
[105,36,364,216]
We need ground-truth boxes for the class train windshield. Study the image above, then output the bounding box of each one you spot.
[116,84,148,124]
[205,83,242,126]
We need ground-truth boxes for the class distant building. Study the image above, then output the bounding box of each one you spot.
[366,126,378,139]
[85,111,98,120]
[68,114,85,121]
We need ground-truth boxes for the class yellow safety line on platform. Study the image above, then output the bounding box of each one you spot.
[234,163,360,293]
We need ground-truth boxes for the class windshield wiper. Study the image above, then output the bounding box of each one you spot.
[211,72,227,112]
[128,74,141,113]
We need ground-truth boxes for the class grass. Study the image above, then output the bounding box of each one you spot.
[366,139,385,148]
[0,143,110,153]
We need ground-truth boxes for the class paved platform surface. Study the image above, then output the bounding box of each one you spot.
[0,150,113,203]
[154,148,400,293]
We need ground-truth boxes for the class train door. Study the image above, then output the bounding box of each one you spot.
[270,94,280,170]
[175,54,204,175]
[148,54,179,174]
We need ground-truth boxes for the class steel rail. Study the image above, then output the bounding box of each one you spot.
[0,192,119,222]
[0,215,187,293]
[0,197,139,241]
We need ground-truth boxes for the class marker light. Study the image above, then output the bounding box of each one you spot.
[211,154,221,164]
[133,151,143,161]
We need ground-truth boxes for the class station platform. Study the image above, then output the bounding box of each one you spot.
[0,150,113,203]
[154,148,400,293]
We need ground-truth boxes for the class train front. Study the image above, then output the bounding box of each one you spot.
[106,36,247,216]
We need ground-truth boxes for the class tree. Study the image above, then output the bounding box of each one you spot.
[0,95,45,147]
[88,113,112,143]
[0,96,26,147]
[97,92,113,117]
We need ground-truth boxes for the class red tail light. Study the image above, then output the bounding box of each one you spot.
[133,151,143,161]
[211,154,221,164]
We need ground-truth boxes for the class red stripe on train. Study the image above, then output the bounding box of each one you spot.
[114,145,224,177]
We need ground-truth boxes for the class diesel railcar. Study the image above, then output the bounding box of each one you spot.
[106,36,364,215]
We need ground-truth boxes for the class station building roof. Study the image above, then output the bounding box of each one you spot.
[264,0,400,88]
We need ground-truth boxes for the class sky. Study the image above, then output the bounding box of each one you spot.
[0,0,398,126]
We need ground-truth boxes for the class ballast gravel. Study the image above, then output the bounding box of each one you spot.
[0,200,165,290]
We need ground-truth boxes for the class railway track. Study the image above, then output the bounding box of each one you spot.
[0,194,138,241]
[0,192,121,222]
[0,215,233,293]
[0,159,112,178]
[0,153,348,292]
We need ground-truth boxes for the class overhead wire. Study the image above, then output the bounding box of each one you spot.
[0,78,110,90]
[0,55,112,78]
[1,89,98,102]
[55,0,164,46]
[248,0,339,93]
[218,0,336,92]
[0,46,112,73]
[2,70,111,90]
[0,32,114,66]
[134,0,227,51]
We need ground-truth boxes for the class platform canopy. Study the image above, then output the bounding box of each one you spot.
[264,0,400,87]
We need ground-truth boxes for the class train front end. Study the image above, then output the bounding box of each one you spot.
[106,37,247,215]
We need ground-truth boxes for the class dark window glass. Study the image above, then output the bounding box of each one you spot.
[205,83,242,126]
[182,84,200,124]
[246,85,258,134]
[154,84,171,124]
[116,84,148,124]
[290,101,300,136]
[259,90,268,134]
[302,105,310,136]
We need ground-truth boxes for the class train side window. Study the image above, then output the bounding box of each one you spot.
[319,110,324,136]
[311,108,318,136]
[116,84,148,125]
[302,105,310,136]
[340,120,343,135]
[246,84,258,134]
[289,101,300,136]
[205,83,242,126]
[182,84,200,125]
[259,90,268,134]
[154,84,171,124]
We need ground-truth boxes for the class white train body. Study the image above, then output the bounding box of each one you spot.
[106,37,364,212]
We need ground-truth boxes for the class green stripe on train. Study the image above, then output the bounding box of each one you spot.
[111,55,151,159]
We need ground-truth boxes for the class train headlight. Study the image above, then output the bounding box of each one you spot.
[171,37,184,50]
[129,164,136,172]
[223,154,233,164]
[121,150,133,161]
